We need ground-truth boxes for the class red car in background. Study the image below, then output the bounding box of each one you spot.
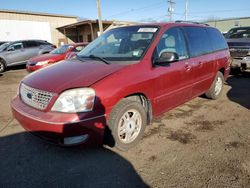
[26,42,88,72]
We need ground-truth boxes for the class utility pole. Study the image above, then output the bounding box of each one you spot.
[185,0,188,21]
[168,0,175,21]
[96,0,103,35]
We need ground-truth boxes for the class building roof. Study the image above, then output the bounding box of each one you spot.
[0,9,77,19]
[57,19,114,30]
[205,16,250,22]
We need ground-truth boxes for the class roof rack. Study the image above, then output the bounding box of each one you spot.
[175,20,209,26]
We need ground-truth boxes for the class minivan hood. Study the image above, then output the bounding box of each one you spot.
[227,38,250,47]
[23,59,124,93]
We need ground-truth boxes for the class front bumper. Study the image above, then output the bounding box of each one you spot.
[11,95,106,146]
[231,57,250,70]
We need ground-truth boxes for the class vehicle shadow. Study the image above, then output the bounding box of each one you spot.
[226,72,250,109]
[6,64,26,71]
[0,132,148,188]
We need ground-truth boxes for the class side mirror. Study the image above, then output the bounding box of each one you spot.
[154,52,179,65]
[7,47,15,51]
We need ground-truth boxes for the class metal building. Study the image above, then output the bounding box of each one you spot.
[205,17,250,33]
[0,9,77,46]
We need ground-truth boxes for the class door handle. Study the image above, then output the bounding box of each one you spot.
[185,62,191,71]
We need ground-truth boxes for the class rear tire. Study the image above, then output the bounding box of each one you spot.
[108,98,147,151]
[0,59,6,73]
[205,72,224,100]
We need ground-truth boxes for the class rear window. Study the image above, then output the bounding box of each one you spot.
[206,28,228,51]
[183,27,212,57]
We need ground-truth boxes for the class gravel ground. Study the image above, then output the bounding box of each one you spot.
[0,66,250,188]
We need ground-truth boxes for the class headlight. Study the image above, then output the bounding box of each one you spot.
[51,88,95,113]
[36,60,50,66]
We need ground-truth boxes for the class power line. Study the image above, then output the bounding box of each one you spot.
[190,8,250,14]
[105,0,166,18]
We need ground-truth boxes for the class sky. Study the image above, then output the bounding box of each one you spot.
[1,0,250,22]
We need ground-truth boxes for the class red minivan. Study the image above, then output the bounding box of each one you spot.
[26,43,88,72]
[11,22,230,150]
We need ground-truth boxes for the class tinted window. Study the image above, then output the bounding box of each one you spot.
[207,28,228,51]
[183,27,212,57]
[226,28,250,39]
[37,41,51,46]
[8,42,23,50]
[154,27,188,60]
[24,41,39,48]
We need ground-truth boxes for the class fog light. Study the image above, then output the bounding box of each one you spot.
[64,134,89,145]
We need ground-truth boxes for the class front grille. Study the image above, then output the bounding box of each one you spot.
[20,83,54,110]
[229,48,250,58]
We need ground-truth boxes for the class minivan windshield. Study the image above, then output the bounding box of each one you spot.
[50,45,72,54]
[77,26,158,62]
[226,28,250,39]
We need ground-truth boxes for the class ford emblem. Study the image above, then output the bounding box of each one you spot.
[27,93,33,99]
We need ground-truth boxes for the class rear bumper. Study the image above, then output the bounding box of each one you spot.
[11,96,106,146]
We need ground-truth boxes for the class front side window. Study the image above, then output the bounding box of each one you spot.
[50,45,72,54]
[8,42,23,50]
[154,27,188,60]
[77,26,158,62]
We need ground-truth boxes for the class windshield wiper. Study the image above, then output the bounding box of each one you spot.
[88,54,110,65]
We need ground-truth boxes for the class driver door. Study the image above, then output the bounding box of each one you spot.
[152,27,193,114]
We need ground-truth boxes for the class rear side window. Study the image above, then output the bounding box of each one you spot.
[183,27,212,57]
[24,41,39,48]
[206,28,228,51]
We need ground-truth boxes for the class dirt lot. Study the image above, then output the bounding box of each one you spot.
[0,67,250,188]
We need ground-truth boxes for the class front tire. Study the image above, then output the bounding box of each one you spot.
[205,72,224,99]
[108,98,147,151]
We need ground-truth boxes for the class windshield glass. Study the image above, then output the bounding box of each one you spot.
[226,28,250,39]
[50,45,72,54]
[77,26,158,61]
[0,42,10,51]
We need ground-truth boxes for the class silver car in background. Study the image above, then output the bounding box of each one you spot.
[0,40,56,73]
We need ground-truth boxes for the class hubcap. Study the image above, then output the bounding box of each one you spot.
[117,109,142,144]
[214,76,222,96]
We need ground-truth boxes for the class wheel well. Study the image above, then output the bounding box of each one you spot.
[125,93,152,125]
[219,68,225,76]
